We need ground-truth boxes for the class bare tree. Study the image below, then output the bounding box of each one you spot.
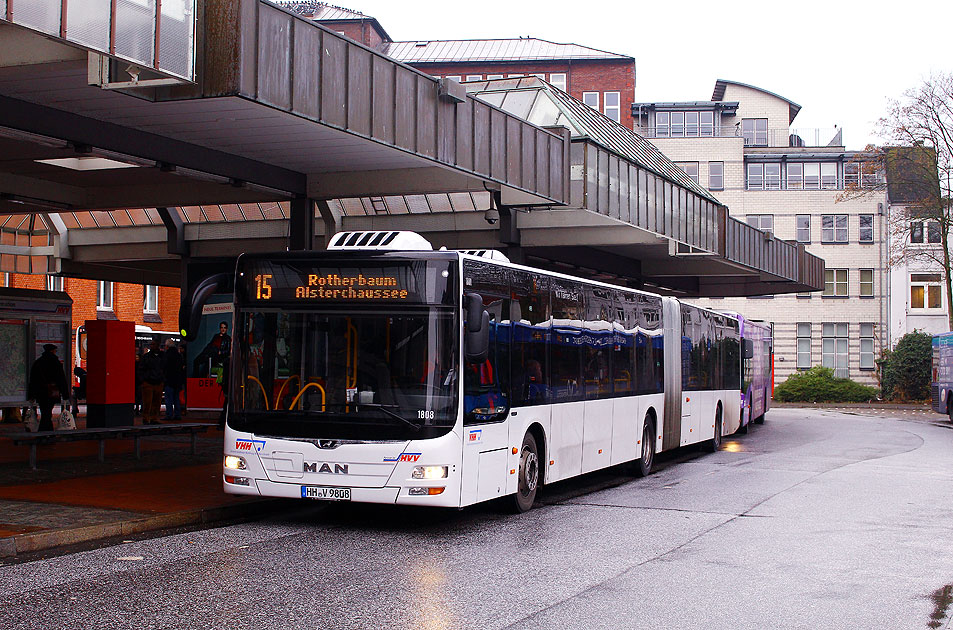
[868,75,950,327]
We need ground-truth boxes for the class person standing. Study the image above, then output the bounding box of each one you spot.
[162,340,185,421]
[28,344,67,432]
[140,341,165,425]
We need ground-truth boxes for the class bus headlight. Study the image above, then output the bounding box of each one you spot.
[224,455,247,470]
[412,465,448,480]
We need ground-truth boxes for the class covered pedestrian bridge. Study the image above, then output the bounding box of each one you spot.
[0,0,822,298]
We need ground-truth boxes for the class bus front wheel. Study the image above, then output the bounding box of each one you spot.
[635,417,655,477]
[510,432,539,513]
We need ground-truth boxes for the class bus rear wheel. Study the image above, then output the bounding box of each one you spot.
[510,432,539,513]
[635,417,655,477]
[705,411,722,453]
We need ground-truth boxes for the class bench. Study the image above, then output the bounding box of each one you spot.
[7,423,216,470]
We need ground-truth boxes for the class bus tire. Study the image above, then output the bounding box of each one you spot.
[635,416,655,478]
[510,432,540,513]
[753,390,767,424]
[705,409,722,453]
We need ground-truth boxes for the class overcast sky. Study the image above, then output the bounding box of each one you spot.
[339,0,951,149]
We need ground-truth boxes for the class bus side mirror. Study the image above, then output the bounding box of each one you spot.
[179,273,230,341]
[464,293,490,363]
[742,338,754,360]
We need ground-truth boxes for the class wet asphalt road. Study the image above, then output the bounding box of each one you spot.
[2,407,953,629]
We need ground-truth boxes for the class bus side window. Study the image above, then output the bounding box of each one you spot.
[510,270,550,407]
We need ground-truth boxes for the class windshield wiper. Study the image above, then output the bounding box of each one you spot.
[357,403,421,432]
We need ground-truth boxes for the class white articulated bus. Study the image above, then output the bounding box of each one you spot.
[219,231,750,512]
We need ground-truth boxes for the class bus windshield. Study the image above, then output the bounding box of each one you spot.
[229,307,458,440]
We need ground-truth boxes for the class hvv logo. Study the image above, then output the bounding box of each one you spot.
[235,439,266,452]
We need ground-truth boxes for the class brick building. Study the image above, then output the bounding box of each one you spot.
[282,2,638,129]
[634,80,888,386]
[0,272,180,342]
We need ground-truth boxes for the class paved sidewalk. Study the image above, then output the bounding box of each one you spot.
[0,410,279,558]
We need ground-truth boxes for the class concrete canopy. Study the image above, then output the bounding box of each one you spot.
[0,1,822,298]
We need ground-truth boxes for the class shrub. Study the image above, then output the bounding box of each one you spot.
[881,331,933,401]
[774,366,880,403]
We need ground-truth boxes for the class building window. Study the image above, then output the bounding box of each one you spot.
[465,74,482,82]
[746,163,780,190]
[822,322,849,378]
[824,269,848,297]
[787,163,803,189]
[911,273,943,309]
[144,285,159,314]
[446,75,462,82]
[742,118,768,146]
[708,162,724,190]
[548,73,566,91]
[859,214,874,243]
[670,112,684,137]
[804,163,821,189]
[796,214,811,242]
[582,92,599,111]
[604,92,620,123]
[676,162,699,184]
[797,322,812,369]
[821,163,838,189]
[487,74,503,80]
[699,111,714,136]
[746,164,763,189]
[97,280,113,310]
[910,221,924,243]
[860,269,874,297]
[655,112,669,137]
[1,272,8,287]
[822,214,848,243]
[860,323,875,370]
[46,276,64,292]
[746,214,774,233]
[928,221,942,243]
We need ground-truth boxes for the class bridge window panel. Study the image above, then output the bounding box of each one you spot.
[510,270,550,407]
[550,279,584,402]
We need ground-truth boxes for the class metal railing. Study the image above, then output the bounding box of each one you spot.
[638,126,844,148]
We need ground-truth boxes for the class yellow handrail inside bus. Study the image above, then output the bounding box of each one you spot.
[274,375,300,410]
[288,382,326,412]
[246,375,270,411]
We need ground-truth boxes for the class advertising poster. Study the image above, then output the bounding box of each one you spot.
[186,295,233,410]
[0,319,28,404]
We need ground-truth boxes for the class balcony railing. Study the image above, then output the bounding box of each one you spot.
[1,0,196,80]
[638,126,844,148]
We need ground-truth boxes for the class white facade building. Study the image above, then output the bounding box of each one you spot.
[635,80,887,386]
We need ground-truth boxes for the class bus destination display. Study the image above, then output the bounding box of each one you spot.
[253,272,409,302]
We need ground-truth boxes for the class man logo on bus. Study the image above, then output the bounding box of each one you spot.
[304,462,349,474]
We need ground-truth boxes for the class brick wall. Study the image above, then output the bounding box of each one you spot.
[413,59,637,130]
[5,274,180,335]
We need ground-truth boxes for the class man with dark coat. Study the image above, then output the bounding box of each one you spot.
[28,344,67,432]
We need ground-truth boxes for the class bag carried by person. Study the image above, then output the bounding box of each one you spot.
[23,404,39,433]
[57,408,76,431]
